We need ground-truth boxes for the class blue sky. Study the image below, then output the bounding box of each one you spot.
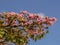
[0,0,60,45]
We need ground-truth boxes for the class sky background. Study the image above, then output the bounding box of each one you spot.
[0,0,60,45]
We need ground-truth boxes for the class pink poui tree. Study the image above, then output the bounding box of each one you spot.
[0,11,57,45]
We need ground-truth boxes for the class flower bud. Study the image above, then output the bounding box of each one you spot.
[52,17,57,22]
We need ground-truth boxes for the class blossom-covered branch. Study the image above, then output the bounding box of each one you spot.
[0,11,57,45]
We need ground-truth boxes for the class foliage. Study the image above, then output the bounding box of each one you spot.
[0,11,57,45]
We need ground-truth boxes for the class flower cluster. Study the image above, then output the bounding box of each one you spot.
[0,11,57,45]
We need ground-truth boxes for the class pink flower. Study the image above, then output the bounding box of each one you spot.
[25,22,31,25]
[48,21,54,26]
[36,18,41,23]
[5,12,16,18]
[41,19,47,22]
[49,17,57,22]
[34,15,39,18]
[44,16,49,19]
[17,14,24,18]
[33,31,38,34]
[52,17,57,22]
[28,13,35,19]
[5,18,9,22]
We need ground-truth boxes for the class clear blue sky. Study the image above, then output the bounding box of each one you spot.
[0,0,60,45]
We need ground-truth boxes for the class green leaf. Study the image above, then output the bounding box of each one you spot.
[20,39,24,43]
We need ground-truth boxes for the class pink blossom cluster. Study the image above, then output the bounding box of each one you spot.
[0,11,57,45]
[42,16,57,25]
[0,11,57,35]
